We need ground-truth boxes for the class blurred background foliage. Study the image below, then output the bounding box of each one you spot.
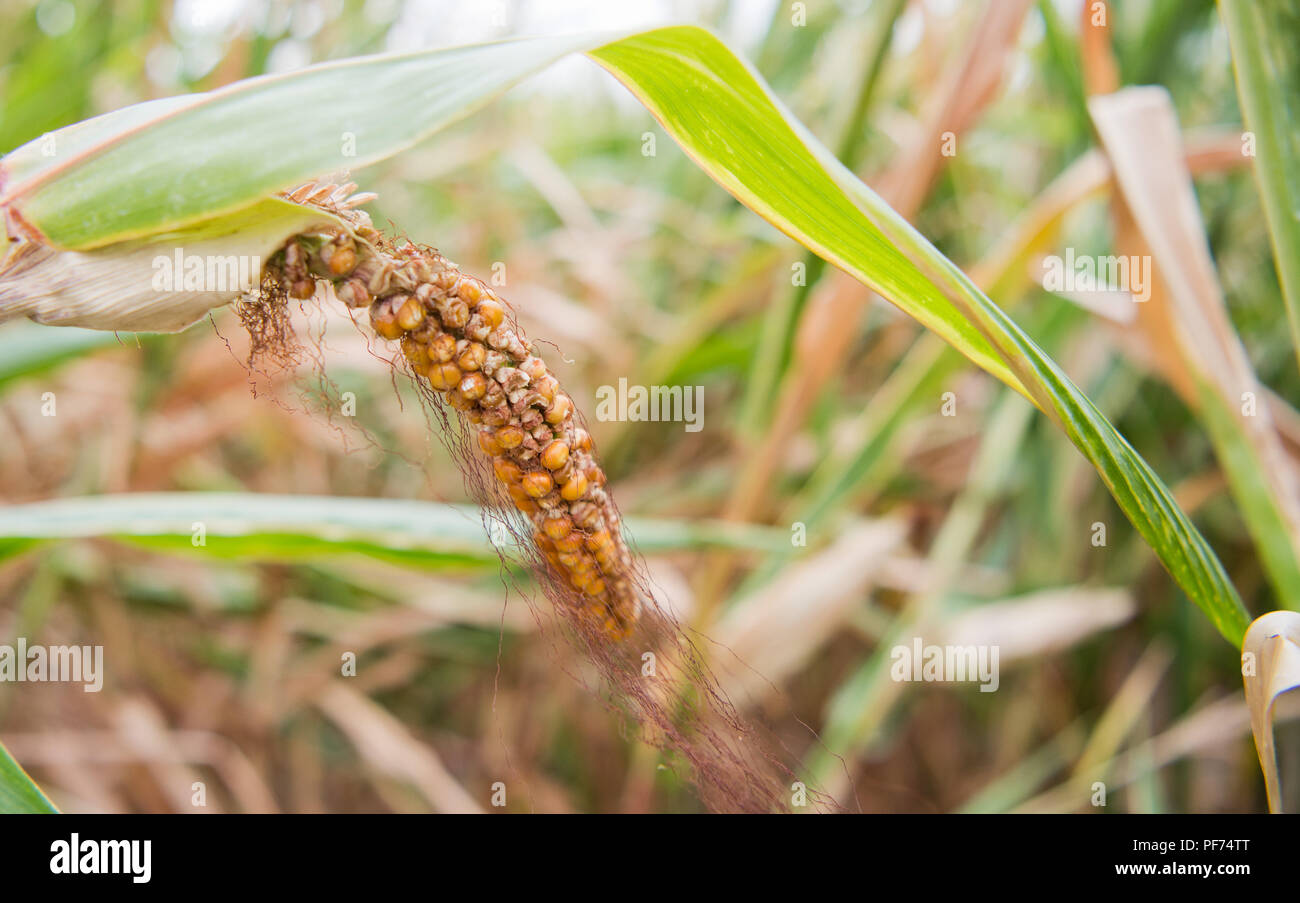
[0,0,1294,812]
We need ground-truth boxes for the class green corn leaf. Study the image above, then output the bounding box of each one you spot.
[0,493,792,568]
[0,739,58,814]
[0,35,604,249]
[588,28,1250,644]
[0,25,1250,643]
[0,321,135,389]
[0,96,199,203]
[1219,0,1300,373]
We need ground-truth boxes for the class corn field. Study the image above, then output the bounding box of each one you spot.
[0,0,1298,821]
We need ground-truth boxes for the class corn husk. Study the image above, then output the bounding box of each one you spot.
[0,198,339,333]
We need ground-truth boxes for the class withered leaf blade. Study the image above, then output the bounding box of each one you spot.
[1242,610,1300,812]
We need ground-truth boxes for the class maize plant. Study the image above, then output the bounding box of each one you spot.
[0,3,1297,818]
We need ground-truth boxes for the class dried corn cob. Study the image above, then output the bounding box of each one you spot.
[265,183,641,639]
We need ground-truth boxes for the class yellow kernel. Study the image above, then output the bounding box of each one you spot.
[396,296,424,331]
[494,457,522,484]
[427,362,462,391]
[476,299,505,329]
[545,393,572,425]
[459,371,487,401]
[558,551,587,571]
[428,333,457,363]
[328,246,357,277]
[478,430,503,457]
[521,471,554,498]
[401,336,429,367]
[554,531,584,553]
[370,302,403,340]
[496,425,525,449]
[457,277,484,304]
[542,515,573,541]
[540,440,570,471]
[509,487,538,514]
[560,471,588,502]
[457,342,486,372]
[446,387,475,411]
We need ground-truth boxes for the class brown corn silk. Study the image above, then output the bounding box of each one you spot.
[260,182,831,813]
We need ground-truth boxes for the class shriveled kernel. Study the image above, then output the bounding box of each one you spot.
[396,295,424,331]
[460,314,486,342]
[476,299,505,329]
[437,297,470,329]
[545,393,573,425]
[521,357,548,381]
[427,362,462,391]
[496,425,526,449]
[290,279,315,300]
[533,374,558,403]
[456,341,486,372]
[409,317,439,344]
[560,471,588,502]
[482,405,511,427]
[540,440,570,471]
[585,462,606,487]
[571,501,601,530]
[495,367,528,393]
[336,277,370,309]
[455,276,484,304]
[521,471,554,498]
[519,409,543,432]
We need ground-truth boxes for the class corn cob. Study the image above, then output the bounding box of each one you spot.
[266,182,641,639]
